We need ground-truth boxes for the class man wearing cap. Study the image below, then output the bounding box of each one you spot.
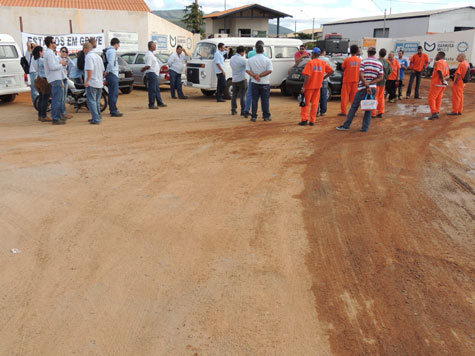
[299,47,333,126]
[336,47,383,132]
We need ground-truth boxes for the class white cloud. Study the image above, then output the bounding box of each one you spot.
[145,0,165,9]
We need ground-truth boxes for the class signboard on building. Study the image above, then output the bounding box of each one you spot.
[151,33,168,50]
[108,31,139,51]
[21,32,104,53]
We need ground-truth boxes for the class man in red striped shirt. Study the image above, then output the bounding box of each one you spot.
[336,47,383,132]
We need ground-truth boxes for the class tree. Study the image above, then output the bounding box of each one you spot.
[183,0,204,35]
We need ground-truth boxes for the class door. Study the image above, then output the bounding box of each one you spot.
[133,54,146,83]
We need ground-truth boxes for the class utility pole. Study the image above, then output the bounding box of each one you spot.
[312,17,315,41]
[383,9,387,38]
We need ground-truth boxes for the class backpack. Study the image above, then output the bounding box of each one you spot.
[102,48,109,69]
[20,55,30,74]
[462,64,471,83]
[77,50,85,71]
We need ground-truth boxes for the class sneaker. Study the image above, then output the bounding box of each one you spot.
[337,113,346,117]
[178,96,188,99]
[319,113,326,117]
[217,99,226,103]
[90,120,101,125]
[250,117,257,122]
[298,121,308,126]
[447,112,458,116]
[149,106,159,110]
[52,119,66,125]
[336,125,349,131]
[158,103,167,107]
[388,99,394,103]
[406,96,410,99]
[171,96,177,99]
[360,129,368,132]
[376,113,383,118]
[88,119,93,123]
[231,110,237,115]
[111,112,123,117]
[428,113,440,120]
[457,113,462,116]
[243,113,249,118]
[263,117,272,122]
[309,122,315,126]
[62,113,73,119]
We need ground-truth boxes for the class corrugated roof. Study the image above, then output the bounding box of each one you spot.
[0,0,151,12]
[203,4,291,19]
[323,6,475,25]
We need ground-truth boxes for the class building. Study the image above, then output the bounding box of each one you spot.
[203,4,292,38]
[322,6,475,42]
[288,28,323,40]
[0,0,197,53]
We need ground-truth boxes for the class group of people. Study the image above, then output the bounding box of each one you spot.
[25,36,191,125]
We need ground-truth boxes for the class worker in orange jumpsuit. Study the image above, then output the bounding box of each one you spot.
[339,44,361,116]
[448,53,470,116]
[372,48,392,118]
[299,47,333,126]
[406,46,429,99]
[386,51,400,103]
[428,51,450,120]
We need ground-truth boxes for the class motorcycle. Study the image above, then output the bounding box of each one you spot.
[34,78,108,113]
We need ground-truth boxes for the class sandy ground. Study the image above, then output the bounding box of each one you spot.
[0,80,474,356]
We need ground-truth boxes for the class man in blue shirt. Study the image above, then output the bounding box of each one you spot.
[213,42,228,102]
[229,46,247,115]
[397,50,408,100]
[105,38,123,117]
[44,36,67,125]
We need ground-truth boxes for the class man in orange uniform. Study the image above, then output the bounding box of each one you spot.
[299,47,333,126]
[428,51,450,120]
[386,51,400,103]
[448,53,470,116]
[406,46,429,99]
[339,44,361,116]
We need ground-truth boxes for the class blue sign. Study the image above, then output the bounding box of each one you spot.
[152,34,168,49]
[395,42,420,54]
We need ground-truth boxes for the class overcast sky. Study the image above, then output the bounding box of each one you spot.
[146,0,474,31]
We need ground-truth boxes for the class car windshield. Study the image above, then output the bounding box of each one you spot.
[193,42,216,60]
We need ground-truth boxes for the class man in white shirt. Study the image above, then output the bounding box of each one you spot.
[245,44,273,122]
[213,42,228,102]
[44,36,67,125]
[83,42,105,125]
[229,46,247,116]
[167,45,189,99]
[141,41,166,109]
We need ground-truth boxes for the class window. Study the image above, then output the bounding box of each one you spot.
[238,29,251,37]
[155,53,169,64]
[135,54,145,64]
[121,53,135,65]
[274,46,298,59]
[192,42,216,60]
[0,45,18,59]
[218,29,230,35]
[373,28,389,38]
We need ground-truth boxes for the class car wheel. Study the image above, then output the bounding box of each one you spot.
[0,94,16,103]
[224,80,232,100]
[120,86,133,94]
[280,81,291,96]
[201,89,216,97]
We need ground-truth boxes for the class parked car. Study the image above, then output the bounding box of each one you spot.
[120,52,170,88]
[285,56,345,100]
[0,34,30,103]
[69,51,134,94]
[185,37,302,99]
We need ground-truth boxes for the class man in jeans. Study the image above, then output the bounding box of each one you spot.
[229,46,247,116]
[43,36,67,125]
[84,42,105,125]
[336,47,383,132]
[105,38,123,117]
[245,44,273,122]
[406,46,429,99]
[167,45,189,99]
[244,40,265,117]
[213,42,228,102]
[317,49,331,117]
[141,41,166,109]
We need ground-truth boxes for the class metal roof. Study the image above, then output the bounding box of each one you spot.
[203,4,292,19]
[0,0,151,12]
[323,6,475,26]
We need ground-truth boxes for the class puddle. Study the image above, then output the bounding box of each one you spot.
[394,104,431,116]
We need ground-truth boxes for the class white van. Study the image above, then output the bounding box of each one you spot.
[0,34,30,103]
[185,37,302,98]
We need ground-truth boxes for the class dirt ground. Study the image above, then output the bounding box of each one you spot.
[0,79,474,356]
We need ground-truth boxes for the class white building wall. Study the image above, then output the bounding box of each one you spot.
[323,17,430,42]
[428,8,475,33]
[206,17,269,37]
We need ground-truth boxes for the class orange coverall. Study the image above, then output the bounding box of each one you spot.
[340,56,361,115]
[301,59,333,123]
[428,59,450,114]
[452,60,470,114]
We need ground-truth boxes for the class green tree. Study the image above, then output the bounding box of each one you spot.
[183,1,204,35]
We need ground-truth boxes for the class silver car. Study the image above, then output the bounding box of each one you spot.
[120,52,170,88]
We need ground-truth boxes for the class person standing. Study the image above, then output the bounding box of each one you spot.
[339,44,361,116]
[245,44,273,122]
[372,48,392,118]
[32,46,51,122]
[317,49,331,117]
[59,47,73,120]
[243,40,265,117]
[141,41,167,110]
[299,47,333,126]
[229,46,247,116]
[386,51,400,103]
[449,53,470,116]
[105,38,123,117]
[406,46,429,99]
[336,46,383,132]
[427,51,450,120]
[26,41,39,103]
[214,42,228,102]
[43,36,67,125]
[69,56,83,84]
[83,42,105,125]
[397,50,408,99]
[167,45,189,99]
[294,44,310,64]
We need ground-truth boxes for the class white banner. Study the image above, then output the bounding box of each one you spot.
[21,32,105,54]
[108,31,139,52]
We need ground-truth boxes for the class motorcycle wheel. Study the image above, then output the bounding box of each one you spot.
[100,91,108,112]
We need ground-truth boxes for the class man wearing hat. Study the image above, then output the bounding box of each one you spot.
[299,47,333,126]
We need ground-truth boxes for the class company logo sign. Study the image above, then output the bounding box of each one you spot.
[424,42,436,52]
[457,41,469,52]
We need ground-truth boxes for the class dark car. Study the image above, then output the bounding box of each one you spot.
[285,56,345,100]
[69,52,134,94]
